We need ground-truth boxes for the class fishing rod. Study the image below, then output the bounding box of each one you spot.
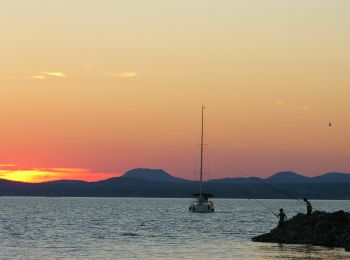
[227,166,305,204]
[235,183,278,217]
[226,165,319,211]
[248,197,278,217]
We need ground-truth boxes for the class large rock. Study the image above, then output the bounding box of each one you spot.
[252,211,350,251]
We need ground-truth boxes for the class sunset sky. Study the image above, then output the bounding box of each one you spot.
[0,0,349,182]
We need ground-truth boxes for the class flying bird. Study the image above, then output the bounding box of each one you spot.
[329,122,332,127]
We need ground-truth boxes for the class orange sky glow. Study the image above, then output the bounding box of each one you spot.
[0,1,349,182]
[0,164,121,183]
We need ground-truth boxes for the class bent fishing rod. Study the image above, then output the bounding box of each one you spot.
[225,165,319,211]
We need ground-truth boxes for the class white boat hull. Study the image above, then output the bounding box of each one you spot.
[189,200,214,213]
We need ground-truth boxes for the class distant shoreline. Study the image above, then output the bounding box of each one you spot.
[2,169,350,199]
[1,195,350,201]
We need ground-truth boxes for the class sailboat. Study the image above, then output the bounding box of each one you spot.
[189,106,214,213]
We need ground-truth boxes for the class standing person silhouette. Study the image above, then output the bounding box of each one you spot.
[304,198,312,216]
[277,208,287,228]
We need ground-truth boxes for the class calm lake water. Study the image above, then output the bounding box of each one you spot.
[1,197,350,259]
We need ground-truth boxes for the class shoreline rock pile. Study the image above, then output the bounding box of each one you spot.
[252,210,350,251]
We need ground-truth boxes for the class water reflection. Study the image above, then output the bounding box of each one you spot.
[253,243,347,260]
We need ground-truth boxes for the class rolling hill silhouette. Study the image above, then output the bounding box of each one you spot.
[265,171,311,183]
[1,169,350,198]
[121,168,190,183]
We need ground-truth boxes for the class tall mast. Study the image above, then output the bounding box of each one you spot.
[199,105,205,198]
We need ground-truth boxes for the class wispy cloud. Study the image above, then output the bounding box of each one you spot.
[113,71,139,78]
[29,72,67,80]
[128,106,140,112]
[0,164,16,167]
[302,106,311,111]
[1,70,67,81]
[29,75,46,80]
[0,75,16,80]
[49,168,91,173]
[42,72,67,78]
[274,101,284,106]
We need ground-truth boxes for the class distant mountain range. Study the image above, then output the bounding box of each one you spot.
[120,169,350,184]
[1,168,350,199]
[208,171,350,184]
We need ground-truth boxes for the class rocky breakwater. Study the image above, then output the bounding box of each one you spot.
[252,211,350,251]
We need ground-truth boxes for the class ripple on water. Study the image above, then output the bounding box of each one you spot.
[1,198,350,259]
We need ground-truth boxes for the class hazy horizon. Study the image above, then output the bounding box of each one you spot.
[1,167,350,184]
